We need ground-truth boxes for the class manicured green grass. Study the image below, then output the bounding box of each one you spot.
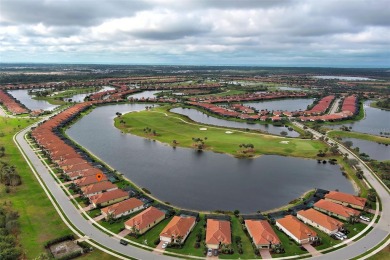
[127,217,172,247]
[115,106,327,159]
[271,226,307,257]
[310,226,341,250]
[344,222,368,238]
[78,249,118,260]
[327,131,390,144]
[219,216,258,259]
[0,117,73,258]
[367,245,390,260]
[99,219,128,234]
[166,216,206,257]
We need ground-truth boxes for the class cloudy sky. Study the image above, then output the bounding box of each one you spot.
[0,0,389,67]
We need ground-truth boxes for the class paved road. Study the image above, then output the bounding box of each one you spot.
[293,122,390,260]
[328,98,341,115]
[15,125,177,260]
[14,120,389,260]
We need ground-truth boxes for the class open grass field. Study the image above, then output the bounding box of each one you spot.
[327,130,390,144]
[115,106,327,159]
[0,116,74,258]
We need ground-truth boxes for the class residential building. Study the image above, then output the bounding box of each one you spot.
[314,199,360,221]
[125,207,165,235]
[205,219,231,250]
[89,189,128,208]
[160,216,196,244]
[245,219,281,249]
[325,191,367,210]
[276,215,318,245]
[101,198,144,220]
[297,208,344,235]
[81,181,117,197]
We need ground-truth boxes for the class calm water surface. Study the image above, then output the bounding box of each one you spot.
[328,101,390,135]
[171,107,300,137]
[245,98,314,112]
[313,76,375,81]
[342,138,389,161]
[128,90,161,99]
[67,104,354,213]
[65,86,115,102]
[8,89,58,111]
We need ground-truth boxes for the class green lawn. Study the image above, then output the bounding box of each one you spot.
[115,106,327,159]
[166,215,206,257]
[344,222,368,238]
[0,117,73,258]
[271,225,307,257]
[367,245,390,260]
[327,130,390,145]
[127,217,172,247]
[219,216,258,259]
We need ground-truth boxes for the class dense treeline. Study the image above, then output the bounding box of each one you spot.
[0,202,21,260]
[376,98,390,109]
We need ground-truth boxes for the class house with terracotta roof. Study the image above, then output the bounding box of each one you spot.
[74,174,108,187]
[125,207,165,235]
[276,215,318,245]
[81,181,118,197]
[101,198,145,220]
[205,219,231,250]
[324,191,367,210]
[89,189,129,208]
[245,219,281,249]
[297,209,344,235]
[313,199,360,222]
[160,216,196,244]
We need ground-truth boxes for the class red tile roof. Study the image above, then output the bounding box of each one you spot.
[160,216,196,240]
[314,199,360,218]
[101,198,144,217]
[325,191,367,208]
[297,209,343,231]
[206,219,231,245]
[90,189,128,205]
[245,219,280,245]
[81,181,117,195]
[125,207,165,231]
[276,215,317,241]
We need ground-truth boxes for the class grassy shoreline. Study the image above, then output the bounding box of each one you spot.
[327,130,390,144]
[115,105,327,159]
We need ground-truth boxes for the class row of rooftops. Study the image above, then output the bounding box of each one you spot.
[0,90,29,114]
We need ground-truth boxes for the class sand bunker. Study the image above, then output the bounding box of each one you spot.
[199,128,207,131]
[280,141,290,144]
[225,131,233,134]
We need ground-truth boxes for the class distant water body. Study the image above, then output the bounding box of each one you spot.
[313,76,375,81]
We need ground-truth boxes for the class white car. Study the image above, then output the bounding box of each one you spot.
[360,215,370,222]
[162,242,168,249]
[207,248,213,257]
[335,232,347,239]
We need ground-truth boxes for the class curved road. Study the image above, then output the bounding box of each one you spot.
[14,120,390,260]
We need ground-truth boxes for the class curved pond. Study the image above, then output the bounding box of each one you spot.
[341,138,389,161]
[66,103,354,213]
[245,98,314,112]
[65,86,115,102]
[171,107,300,137]
[8,89,58,111]
[328,101,390,136]
[128,90,161,99]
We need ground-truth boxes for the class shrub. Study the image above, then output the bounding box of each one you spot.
[153,238,160,245]
[44,234,75,248]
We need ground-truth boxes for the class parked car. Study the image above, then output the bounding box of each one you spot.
[207,248,213,257]
[335,232,347,239]
[213,249,218,256]
[162,242,168,249]
[120,239,128,246]
[360,215,371,222]
[334,233,345,240]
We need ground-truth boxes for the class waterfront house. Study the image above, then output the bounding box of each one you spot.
[89,189,129,208]
[313,199,360,222]
[297,208,344,235]
[101,198,144,220]
[81,181,118,197]
[276,215,318,245]
[125,207,165,235]
[160,216,196,244]
[324,191,367,210]
[245,219,281,249]
[205,219,231,250]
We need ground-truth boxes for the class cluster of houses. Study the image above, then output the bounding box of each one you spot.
[299,95,358,122]
[0,89,29,114]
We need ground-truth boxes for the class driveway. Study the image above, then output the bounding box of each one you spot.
[260,249,272,259]
[302,244,321,257]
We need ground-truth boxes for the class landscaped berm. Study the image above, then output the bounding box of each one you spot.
[114,106,326,158]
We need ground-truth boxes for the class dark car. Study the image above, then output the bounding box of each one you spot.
[120,239,128,246]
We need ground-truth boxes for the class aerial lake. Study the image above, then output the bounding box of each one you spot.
[65,86,115,102]
[67,103,354,213]
[328,101,390,136]
[8,89,58,111]
[341,138,389,161]
[313,76,375,81]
